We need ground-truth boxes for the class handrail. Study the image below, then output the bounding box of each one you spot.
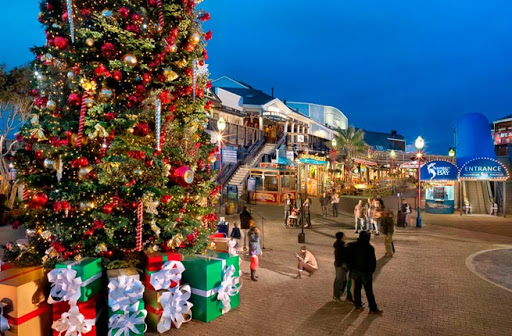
[220,162,240,188]
[243,138,266,167]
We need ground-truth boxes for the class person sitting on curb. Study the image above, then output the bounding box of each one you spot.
[294,245,318,279]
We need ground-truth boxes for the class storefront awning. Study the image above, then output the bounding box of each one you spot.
[353,158,378,167]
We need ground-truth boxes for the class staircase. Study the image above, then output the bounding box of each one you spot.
[226,136,287,198]
[464,181,492,214]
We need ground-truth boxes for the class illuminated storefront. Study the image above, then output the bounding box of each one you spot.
[297,154,327,197]
[248,163,297,205]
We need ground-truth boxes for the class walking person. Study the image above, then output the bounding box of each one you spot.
[284,194,293,227]
[333,232,349,302]
[230,222,242,252]
[382,208,395,257]
[303,197,312,228]
[320,192,330,217]
[249,226,262,281]
[332,192,340,217]
[294,246,318,279]
[354,200,365,233]
[363,198,373,231]
[239,206,253,251]
[372,199,383,236]
[348,231,383,314]
[401,199,411,227]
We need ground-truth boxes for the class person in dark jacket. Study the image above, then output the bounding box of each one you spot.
[239,206,253,251]
[333,232,349,302]
[348,231,383,314]
[320,192,330,216]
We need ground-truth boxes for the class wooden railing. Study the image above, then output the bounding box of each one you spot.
[208,118,262,147]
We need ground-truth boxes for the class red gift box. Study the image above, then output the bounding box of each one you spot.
[0,261,12,271]
[52,294,101,336]
[142,251,181,290]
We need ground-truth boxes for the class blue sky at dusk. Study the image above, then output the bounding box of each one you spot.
[2,0,512,154]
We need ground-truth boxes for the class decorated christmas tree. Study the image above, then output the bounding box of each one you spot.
[5,0,219,267]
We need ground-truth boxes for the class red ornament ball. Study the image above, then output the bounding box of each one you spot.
[32,192,49,206]
[161,195,173,204]
[112,70,123,81]
[118,7,129,18]
[101,43,117,59]
[68,93,81,106]
[102,204,114,214]
[134,122,150,136]
[54,36,69,50]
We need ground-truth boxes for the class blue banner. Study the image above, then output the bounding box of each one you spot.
[459,158,509,180]
[420,160,459,181]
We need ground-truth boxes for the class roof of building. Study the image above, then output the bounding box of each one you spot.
[211,76,275,106]
[361,129,405,151]
[494,114,512,123]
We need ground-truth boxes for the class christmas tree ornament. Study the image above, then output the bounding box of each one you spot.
[118,7,129,18]
[172,166,194,185]
[174,59,187,68]
[65,0,75,42]
[184,43,195,52]
[54,36,69,50]
[127,127,134,134]
[43,158,55,169]
[189,32,201,45]
[133,168,143,177]
[163,163,172,176]
[122,54,138,67]
[46,100,56,110]
[99,88,113,101]
[84,97,94,107]
[80,78,97,92]
[156,0,165,27]
[112,70,123,81]
[102,9,113,17]
[102,203,114,214]
[32,192,49,206]
[155,99,161,151]
[78,165,93,179]
[79,200,96,211]
[136,199,143,251]
[95,243,108,253]
[85,37,94,47]
[163,68,178,81]
[101,43,117,58]
[76,92,88,147]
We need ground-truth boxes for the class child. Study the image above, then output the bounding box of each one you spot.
[230,222,242,252]
[249,227,262,281]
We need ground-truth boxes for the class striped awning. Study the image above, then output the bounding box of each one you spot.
[353,158,378,167]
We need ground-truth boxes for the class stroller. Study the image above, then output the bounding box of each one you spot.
[287,207,300,227]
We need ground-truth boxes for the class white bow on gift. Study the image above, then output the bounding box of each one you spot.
[150,260,185,291]
[228,239,237,256]
[48,266,83,305]
[107,302,147,336]
[52,305,94,336]
[108,275,145,312]
[0,302,10,333]
[157,285,193,333]
[216,265,240,314]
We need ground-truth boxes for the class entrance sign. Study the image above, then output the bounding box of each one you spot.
[298,154,327,165]
[420,160,458,181]
[459,157,509,180]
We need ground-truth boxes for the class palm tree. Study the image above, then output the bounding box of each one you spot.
[333,126,369,185]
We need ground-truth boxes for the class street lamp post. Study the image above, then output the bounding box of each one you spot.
[217,118,226,209]
[415,136,425,228]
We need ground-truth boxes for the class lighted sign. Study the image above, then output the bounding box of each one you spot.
[263,107,287,121]
[459,158,509,180]
[420,160,458,181]
[298,154,327,165]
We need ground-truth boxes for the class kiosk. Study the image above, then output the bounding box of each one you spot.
[249,163,297,205]
[420,160,459,214]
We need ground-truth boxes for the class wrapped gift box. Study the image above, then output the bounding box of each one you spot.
[181,252,240,322]
[0,266,51,336]
[142,251,181,291]
[52,258,102,303]
[52,294,102,336]
[0,260,12,272]
[108,301,145,336]
[144,286,192,332]
[208,236,231,253]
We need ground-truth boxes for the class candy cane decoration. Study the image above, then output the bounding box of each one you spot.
[155,99,161,151]
[22,184,29,200]
[76,92,87,147]
[156,0,165,28]
[136,198,143,251]
[66,0,75,43]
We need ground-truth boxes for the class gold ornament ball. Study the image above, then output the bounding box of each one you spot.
[43,158,55,169]
[133,168,143,177]
[174,59,187,68]
[78,165,93,179]
[122,54,138,67]
[85,38,95,47]
[207,154,216,164]
[169,44,178,53]
[46,100,56,111]
[163,164,172,176]
[79,200,96,211]
[99,88,113,101]
[85,97,94,107]
[127,127,134,134]
[189,32,201,45]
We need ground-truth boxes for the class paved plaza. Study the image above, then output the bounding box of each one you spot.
[157,200,512,336]
[2,199,512,335]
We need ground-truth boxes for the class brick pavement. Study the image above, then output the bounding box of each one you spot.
[153,201,512,336]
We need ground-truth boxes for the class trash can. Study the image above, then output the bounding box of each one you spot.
[225,201,235,215]
[396,210,404,227]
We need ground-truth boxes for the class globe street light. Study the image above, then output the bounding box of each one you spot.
[448,148,455,157]
[389,149,396,171]
[331,138,337,148]
[415,136,424,228]
[217,118,226,209]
